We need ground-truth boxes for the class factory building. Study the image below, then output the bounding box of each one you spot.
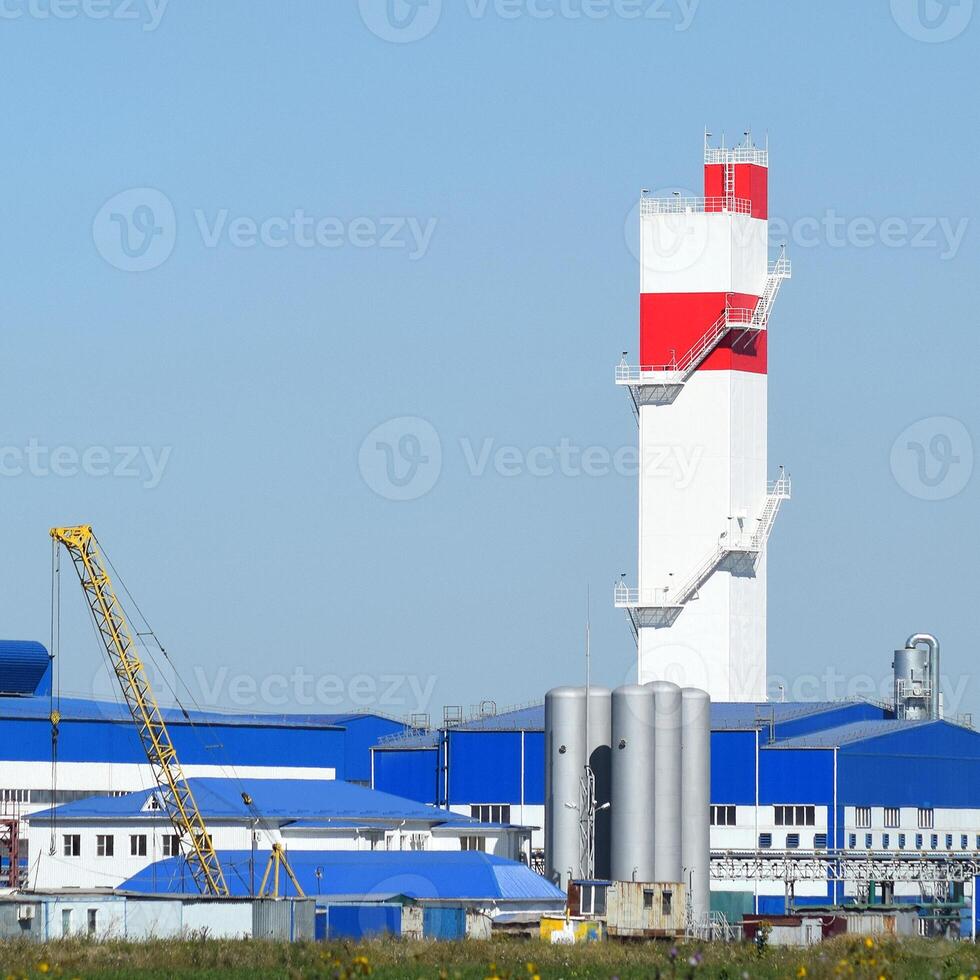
[0,639,405,821]
[24,778,533,892]
[372,692,980,919]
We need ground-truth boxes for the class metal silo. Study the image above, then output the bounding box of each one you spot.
[650,680,682,883]
[544,686,586,889]
[610,684,655,882]
[681,687,711,925]
[587,686,612,879]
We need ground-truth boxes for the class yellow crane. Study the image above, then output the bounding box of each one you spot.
[50,525,229,897]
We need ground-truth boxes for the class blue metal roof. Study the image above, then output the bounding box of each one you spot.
[0,694,356,730]
[120,850,566,903]
[0,641,50,696]
[28,777,474,825]
[771,719,940,749]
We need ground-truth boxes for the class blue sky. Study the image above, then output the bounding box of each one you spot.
[0,1,977,720]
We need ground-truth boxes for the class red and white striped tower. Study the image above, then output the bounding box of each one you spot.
[615,133,791,702]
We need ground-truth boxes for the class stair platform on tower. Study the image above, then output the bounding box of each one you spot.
[615,471,791,634]
[618,253,790,414]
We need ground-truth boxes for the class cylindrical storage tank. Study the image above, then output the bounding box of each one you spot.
[681,687,711,925]
[610,684,656,882]
[650,680,682,883]
[545,686,586,889]
[892,646,930,720]
[587,686,612,880]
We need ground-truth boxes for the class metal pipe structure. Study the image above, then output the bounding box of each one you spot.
[905,633,941,720]
[610,685,656,882]
[544,686,587,889]
[650,681,682,883]
[586,686,612,879]
[681,687,711,924]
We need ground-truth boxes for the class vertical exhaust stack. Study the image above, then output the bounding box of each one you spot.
[544,687,587,889]
[681,687,711,925]
[610,685,656,882]
[894,633,941,720]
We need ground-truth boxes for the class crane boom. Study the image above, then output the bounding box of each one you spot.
[50,525,228,897]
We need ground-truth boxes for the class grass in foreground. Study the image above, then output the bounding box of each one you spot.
[1,934,980,979]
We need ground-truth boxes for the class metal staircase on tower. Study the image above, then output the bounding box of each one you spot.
[617,247,791,417]
[615,469,791,635]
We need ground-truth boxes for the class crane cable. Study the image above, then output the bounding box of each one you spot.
[48,538,60,857]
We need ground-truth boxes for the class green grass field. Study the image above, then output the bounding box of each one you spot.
[1,936,979,979]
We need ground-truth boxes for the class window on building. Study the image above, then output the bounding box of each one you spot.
[470,805,511,825]
[0,789,30,804]
[710,805,736,826]
[162,834,180,857]
[882,833,890,849]
[946,834,953,850]
[899,833,906,849]
[579,884,607,916]
[87,909,98,937]
[63,834,80,857]
[147,795,162,811]
[917,808,934,829]
[961,835,968,851]
[643,889,654,910]
[460,836,486,852]
[848,834,856,849]
[96,835,114,857]
[915,833,923,849]
[930,834,938,850]
[662,890,673,917]
[775,805,816,827]
[865,833,873,849]
[884,807,900,828]
[786,833,800,849]
[814,833,827,849]
[855,807,871,828]
[61,909,72,936]
[758,833,772,849]
[130,834,147,857]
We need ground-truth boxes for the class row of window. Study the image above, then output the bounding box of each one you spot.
[758,833,828,850]
[1,788,129,805]
[711,805,817,827]
[470,805,511,824]
[848,832,979,851]
[854,806,933,829]
[62,833,181,858]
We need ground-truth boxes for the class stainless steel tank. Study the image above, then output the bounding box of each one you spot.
[610,684,656,882]
[650,680,682,883]
[587,686,612,880]
[544,686,587,889]
[681,687,711,924]
[893,644,931,720]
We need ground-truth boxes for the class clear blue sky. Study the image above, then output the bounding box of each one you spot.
[1,1,977,720]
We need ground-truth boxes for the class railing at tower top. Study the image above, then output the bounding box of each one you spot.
[640,195,751,216]
[704,146,769,166]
